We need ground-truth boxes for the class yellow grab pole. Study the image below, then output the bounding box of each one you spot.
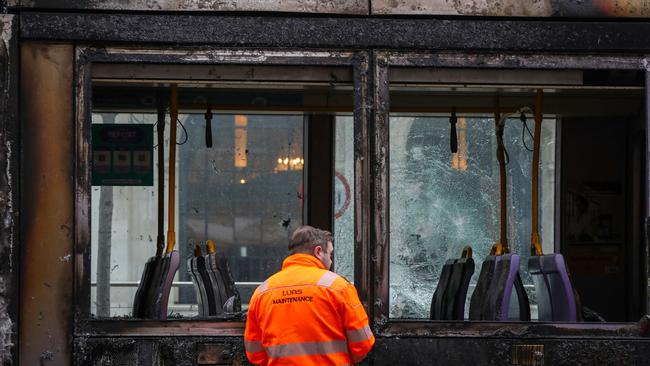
[166,84,178,254]
[531,89,544,256]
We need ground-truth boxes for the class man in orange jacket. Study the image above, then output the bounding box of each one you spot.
[245,225,375,365]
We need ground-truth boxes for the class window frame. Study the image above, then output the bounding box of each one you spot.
[370,51,650,338]
[74,46,371,336]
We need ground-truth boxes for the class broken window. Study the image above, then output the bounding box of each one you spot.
[386,67,646,323]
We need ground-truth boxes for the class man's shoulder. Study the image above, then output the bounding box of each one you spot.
[316,270,353,291]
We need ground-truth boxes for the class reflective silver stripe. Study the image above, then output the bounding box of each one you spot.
[245,340,264,354]
[346,325,373,343]
[317,271,338,288]
[266,340,348,358]
[257,280,269,293]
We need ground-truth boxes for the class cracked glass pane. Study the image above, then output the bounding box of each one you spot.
[333,116,355,282]
[389,115,555,319]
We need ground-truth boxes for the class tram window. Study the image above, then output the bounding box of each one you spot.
[386,76,646,323]
[388,114,556,319]
[88,75,355,319]
[333,116,355,281]
[90,111,305,317]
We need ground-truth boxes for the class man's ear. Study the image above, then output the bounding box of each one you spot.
[313,245,322,256]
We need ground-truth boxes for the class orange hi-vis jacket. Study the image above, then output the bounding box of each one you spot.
[244,254,375,366]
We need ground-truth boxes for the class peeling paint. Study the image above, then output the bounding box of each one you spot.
[0,14,16,366]
[0,279,13,363]
[11,0,369,14]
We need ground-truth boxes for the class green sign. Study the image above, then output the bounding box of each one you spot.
[92,124,154,186]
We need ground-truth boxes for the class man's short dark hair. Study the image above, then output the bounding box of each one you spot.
[289,225,332,254]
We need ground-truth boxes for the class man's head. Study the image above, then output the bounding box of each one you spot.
[289,225,334,270]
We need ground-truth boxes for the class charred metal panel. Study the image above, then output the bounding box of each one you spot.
[0,14,18,366]
[19,13,650,52]
[380,319,649,338]
[372,0,650,17]
[20,42,74,366]
[74,337,245,366]
[386,52,646,70]
[71,336,650,365]
[74,46,92,323]
[10,0,368,15]
[352,52,370,308]
[370,52,390,331]
[372,338,650,365]
[8,0,650,17]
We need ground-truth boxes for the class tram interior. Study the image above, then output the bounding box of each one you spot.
[88,64,647,324]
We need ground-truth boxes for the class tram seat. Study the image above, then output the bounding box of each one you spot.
[469,256,497,320]
[443,256,475,320]
[472,254,530,321]
[430,259,455,320]
[528,254,578,321]
[188,255,210,317]
[488,254,530,321]
[431,247,475,320]
[206,252,229,314]
[210,251,242,314]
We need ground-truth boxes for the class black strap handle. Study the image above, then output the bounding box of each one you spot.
[450,108,458,153]
[205,107,213,148]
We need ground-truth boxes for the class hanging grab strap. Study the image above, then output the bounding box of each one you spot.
[531,89,544,256]
[494,107,508,256]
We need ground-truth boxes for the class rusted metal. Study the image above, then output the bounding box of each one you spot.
[511,344,544,365]
[11,0,368,14]
[20,13,650,52]
[20,42,75,366]
[371,52,390,332]
[0,14,18,366]
[197,343,231,365]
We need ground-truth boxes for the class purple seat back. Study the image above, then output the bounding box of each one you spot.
[528,255,553,321]
[484,254,530,321]
[541,254,577,321]
[158,251,180,320]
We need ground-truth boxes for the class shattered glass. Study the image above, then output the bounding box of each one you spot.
[389,115,555,319]
[333,116,355,282]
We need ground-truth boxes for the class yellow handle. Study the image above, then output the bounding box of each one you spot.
[531,89,544,256]
[461,246,473,259]
[166,84,178,254]
[193,244,203,257]
[206,240,216,254]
